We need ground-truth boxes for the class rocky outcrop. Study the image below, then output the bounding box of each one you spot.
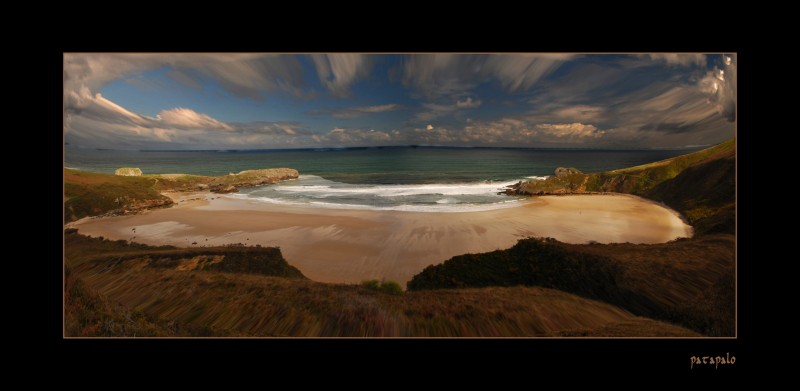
[210,185,238,194]
[498,181,530,196]
[115,167,143,176]
[208,168,299,193]
[125,197,173,212]
[554,167,583,177]
[150,168,300,193]
[96,197,174,219]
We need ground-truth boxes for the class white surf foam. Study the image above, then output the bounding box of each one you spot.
[225,194,525,213]
[273,176,520,197]
[231,174,533,213]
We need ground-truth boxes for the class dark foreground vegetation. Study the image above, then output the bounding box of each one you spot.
[64,231,697,337]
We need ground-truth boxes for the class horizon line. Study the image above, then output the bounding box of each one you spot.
[65,144,712,153]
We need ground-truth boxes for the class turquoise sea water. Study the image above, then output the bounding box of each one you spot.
[66,146,699,212]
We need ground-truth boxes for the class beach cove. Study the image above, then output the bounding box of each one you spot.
[69,192,693,285]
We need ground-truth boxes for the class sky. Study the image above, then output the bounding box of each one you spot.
[63,53,736,150]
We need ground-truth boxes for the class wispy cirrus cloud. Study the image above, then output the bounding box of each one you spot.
[64,53,736,150]
[309,103,404,119]
[310,54,373,97]
[637,53,707,67]
[402,53,575,97]
[414,97,482,122]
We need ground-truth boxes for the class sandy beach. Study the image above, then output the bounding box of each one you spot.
[69,192,692,284]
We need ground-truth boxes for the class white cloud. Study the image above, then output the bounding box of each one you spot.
[535,123,604,138]
[157,108,233,131]
[415,96,482,122]
[310,54,371,96]
[321,127,392,145]
[315,103,403,119]
[64,53,735,150]
[401,118,606,146]
[618,56,736,134]
[549,105,605,122]
[638,54,706,67]
[64,92,307,148]
[697,58,736,122]
[455,97,481,108]
[482,54,575,91]
[403,53,574,97]
[66,90,613,149]
[64,53,301,101]
[64,53,375,109]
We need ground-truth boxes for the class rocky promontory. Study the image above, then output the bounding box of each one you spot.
[151,168,300,193]
[65,167,300,222]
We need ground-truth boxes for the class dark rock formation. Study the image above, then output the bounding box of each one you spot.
[211,185,238,194]
[554,167,583,177]
[498,181,530,196]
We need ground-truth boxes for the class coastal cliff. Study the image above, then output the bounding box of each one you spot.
[502,138,735,235]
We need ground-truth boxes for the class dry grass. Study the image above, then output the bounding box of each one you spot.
[408,235,735,336]
[64,231,697,337]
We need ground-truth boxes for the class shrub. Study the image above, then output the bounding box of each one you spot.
[361,279,403,295]
[361,280,380,290]
[379,281,403,295]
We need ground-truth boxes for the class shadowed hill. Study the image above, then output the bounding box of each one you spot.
[64,230,697,337]
[65,229,306,278]
[644,146,735,234]
[407,235,734,336]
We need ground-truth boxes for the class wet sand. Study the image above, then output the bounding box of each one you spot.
[69,192,692,284]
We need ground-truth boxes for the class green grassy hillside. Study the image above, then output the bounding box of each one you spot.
[520,138,736,235]
[64,168,300,223]
[64,169,172,223]
[644,148,735,234]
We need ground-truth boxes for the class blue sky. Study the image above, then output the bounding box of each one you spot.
[64,53,736,149]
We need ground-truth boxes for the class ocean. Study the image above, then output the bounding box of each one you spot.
[66,146,700,212]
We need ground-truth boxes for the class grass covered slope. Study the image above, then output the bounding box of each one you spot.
[407,235,734,336]
[64,169,172,223]
[64,168,300,223]
[64,231,697,337]
[644,147,735,234]
[149,168,299,193]
[520,138,736,235]
[65,229,306,278]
